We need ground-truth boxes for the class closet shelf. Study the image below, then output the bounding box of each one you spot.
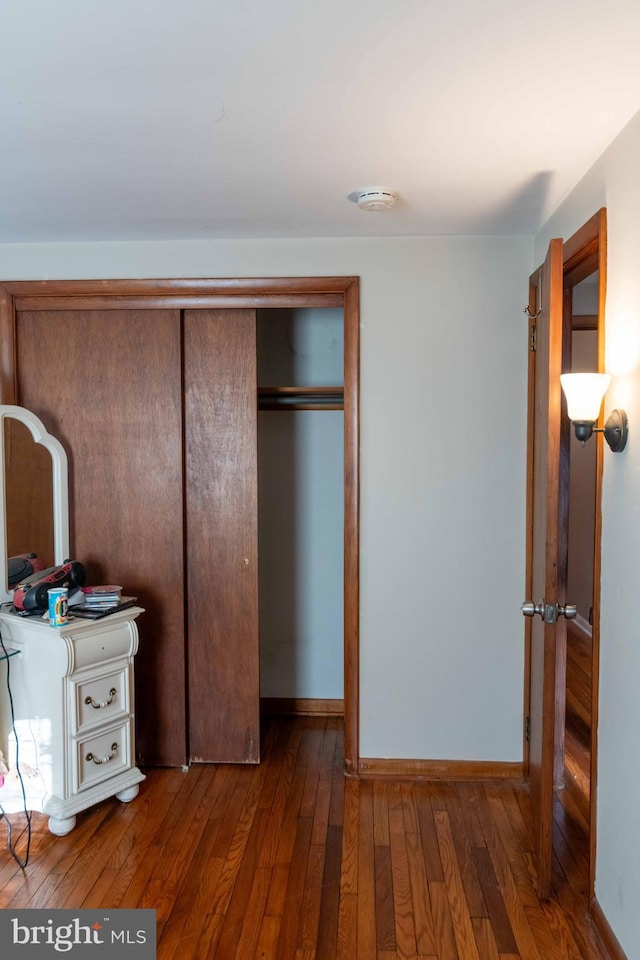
[258,386,344,411]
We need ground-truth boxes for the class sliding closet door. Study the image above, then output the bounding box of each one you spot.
[14,309,186,766]
[184,310,260,763]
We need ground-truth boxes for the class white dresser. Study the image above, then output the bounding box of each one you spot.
[0,605,145,835]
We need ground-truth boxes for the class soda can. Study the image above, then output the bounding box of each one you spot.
[48,587,69,627]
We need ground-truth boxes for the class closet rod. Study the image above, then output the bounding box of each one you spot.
[258,386,344,397]
[258,385,344,411]
[259,402,344,411]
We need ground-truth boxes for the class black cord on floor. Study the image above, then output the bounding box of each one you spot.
[0,632,31,868]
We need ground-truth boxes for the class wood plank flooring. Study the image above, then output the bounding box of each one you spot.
[559,623,592,833]
[551,621,593,948]
[0,715,610,959]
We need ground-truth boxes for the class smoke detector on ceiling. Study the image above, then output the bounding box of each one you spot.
[355,188,397,211]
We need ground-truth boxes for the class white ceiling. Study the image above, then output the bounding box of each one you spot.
[2,0,640,243]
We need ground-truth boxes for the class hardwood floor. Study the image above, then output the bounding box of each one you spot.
[0,715,609,959]
[552,622,593,935]
[560,622,592,833]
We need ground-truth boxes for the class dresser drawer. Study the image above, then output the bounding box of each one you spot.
[71,665,130,735]
[75,721,131,792]
[71,619,137,672]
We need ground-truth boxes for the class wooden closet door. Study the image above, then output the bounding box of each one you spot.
[184,309,260,763]
[15,309,186,766]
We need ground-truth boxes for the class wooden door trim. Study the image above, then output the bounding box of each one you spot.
[560,210,606,907]
[0,275,361,775]
[343,278,360,775]
[13,294,345,311]
[0,276,354,297]
[0,291,17,405]
[591,210,606,901]
[562,209,602,286]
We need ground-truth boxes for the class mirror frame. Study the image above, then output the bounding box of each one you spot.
[0,405,70,604]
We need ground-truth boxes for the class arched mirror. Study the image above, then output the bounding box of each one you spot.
[0,406,70,604]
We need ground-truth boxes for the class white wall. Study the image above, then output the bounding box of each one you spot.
[259,410,344,698]
[0,233,531,762]
[535,107,640,958]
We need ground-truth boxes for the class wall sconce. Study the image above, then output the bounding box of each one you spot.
[560,372,628,452]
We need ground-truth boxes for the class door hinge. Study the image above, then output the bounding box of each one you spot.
[529,325,537,352]
[525,716,531,742]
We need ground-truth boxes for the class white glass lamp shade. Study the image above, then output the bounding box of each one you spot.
[560,373,611,422]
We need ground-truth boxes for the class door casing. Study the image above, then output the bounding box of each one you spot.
[0,276,361,774]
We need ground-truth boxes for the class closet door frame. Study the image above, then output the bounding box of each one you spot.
[0,276,361,775]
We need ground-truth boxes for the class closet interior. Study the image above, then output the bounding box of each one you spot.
[256,307,344,716]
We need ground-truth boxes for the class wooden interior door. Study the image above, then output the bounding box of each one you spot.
[184,309,260,763]
[526,238,565,898]
[14,308,186,767]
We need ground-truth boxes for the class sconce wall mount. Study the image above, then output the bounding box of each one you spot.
[560,373,628,453]
[572,408,628,452]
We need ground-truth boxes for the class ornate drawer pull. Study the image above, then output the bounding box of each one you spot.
[85,688,117,709]
[86,743,119,765]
